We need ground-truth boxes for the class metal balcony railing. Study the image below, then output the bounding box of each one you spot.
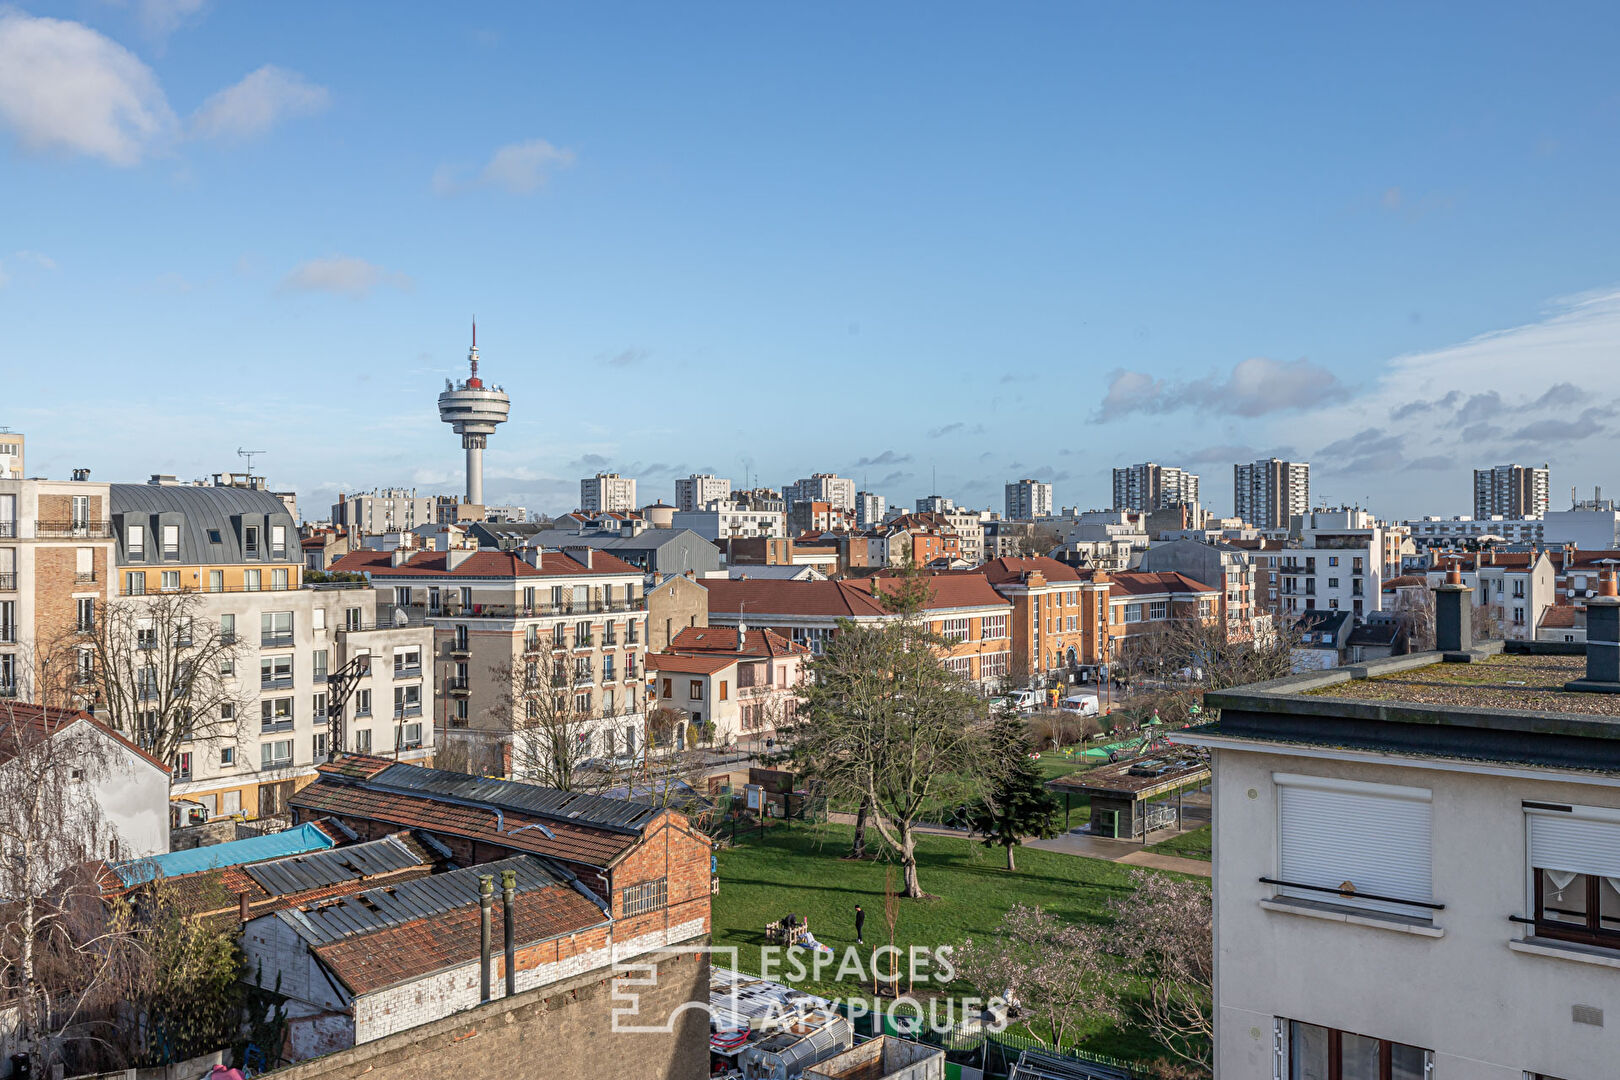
[34,520,112,538]
[259,718,295,734]
[261,632,294,648]
[0,574,14,591]
[260,674,294,690]
[393,664,422,679]
[393,704,424,718]
[0,522,15,538]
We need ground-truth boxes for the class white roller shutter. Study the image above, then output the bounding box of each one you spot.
[1277,775,1432,917]
[1529,811,1620,879]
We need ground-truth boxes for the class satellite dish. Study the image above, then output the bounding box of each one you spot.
[393,606,409,627]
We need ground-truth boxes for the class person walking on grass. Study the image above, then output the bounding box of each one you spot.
[854,904,865,945]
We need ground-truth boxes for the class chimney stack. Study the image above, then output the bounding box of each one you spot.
[479,874,494,1003]
[501,868,518,998]
[1576,570,1620,687]
[1434,565,1473,655]
[238,891,251,925]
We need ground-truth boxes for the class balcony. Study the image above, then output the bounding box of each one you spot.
[0,522,14,538]
[393,663,422,680]
[34,520,112,539]
[447,677,471,697]
[259,718,295,735]
[260,674,294,690]
[74,571,96,584]
[449,644,472,660]
[0,574,14,591]
[574,670,594,686]
[261,632,295,648]
[394,703,424,718]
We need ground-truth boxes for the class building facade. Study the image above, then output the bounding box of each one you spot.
[783,473,856,511]
[1234,458,1310,530]
[580,473,638,513]
[854,491,887,529]
[1474,463,1550,520]
[1276,509,1387,619]
[1112,463,1200,513]
[0,430,23,479]
[1004,479,1054,521]
[978,557,1109,685]
[648,627,809,749]
[332,489,435,537]
[669,506,786,540]
[674,474,731,513]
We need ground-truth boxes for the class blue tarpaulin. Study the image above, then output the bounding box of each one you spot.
[109,822,335,887]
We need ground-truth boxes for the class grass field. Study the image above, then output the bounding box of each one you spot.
[712,820,1178,1061]
[1147,824,1211,861]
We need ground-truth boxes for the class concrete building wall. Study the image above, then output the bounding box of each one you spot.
[1211,745,1617,1080]
[647,577,707,654]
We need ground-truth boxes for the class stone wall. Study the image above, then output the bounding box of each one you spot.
[265,945,710,1080]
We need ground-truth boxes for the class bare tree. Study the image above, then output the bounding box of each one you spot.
[1389,586,1435,651]
[954,904,1121,1050]
[1015,524,1064,559]
[1108,869,1213,1073]
[497,654,617,792]
[78,593,249,766]
[0,701,139,1073]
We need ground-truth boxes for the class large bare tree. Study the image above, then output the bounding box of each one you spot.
[78,593,249,765]
[1108,869,1213,1073]
[497,653,617,792]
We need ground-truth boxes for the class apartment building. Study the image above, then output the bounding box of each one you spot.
[674,473,732,512]
[703,575,1014,686]
[0,474,117,702]
[1421,550,1558,641]
[1137,538,1267,642]
[1105,570,1219,663]
[330,545,648,775]
[647,627,810,749]
[1474,462,1550,520]
[854,491,887,529]
[1111,462,1200,513]
[0,430,22,479]
[784,473,856,511]
[580,472,638,513]
[332,488,434,536]
[109,483,434,820]
[1276,509,1387,619]
[670,504,786,540]
[977,557,1109,686]
[1404,515,1547,548]
[1004,478,1054,521]
[942,509,987,565]
[1234,458,1310,530]
[1177,584,1620,1080]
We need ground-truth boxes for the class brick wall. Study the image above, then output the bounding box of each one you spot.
[266,946,710,1080]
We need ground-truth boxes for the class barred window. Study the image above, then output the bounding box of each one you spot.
[621,877,668,917]
[980,614,1007,640]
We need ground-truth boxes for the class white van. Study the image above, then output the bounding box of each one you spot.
[1059,694,1100,717]
[1008,690,1041,714]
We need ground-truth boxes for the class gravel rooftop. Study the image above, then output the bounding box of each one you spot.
[1301,652,1620,717]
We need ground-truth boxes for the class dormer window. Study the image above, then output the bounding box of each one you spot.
[127,524,145,560]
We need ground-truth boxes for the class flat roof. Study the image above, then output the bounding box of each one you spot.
[1299,651,1619,715]
[1047,754,1210,799]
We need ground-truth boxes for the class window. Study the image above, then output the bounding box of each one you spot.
[127,524,145,560]
[1275,774,1433,918]
[219,746,235,767]
[76,597,94,632]
[1327,577,1340,589]
[161,570,180,592]
[1123,603,1142,624]
[345,607,363,631]
[221,790,241,816]
[207,529,222,545]
[75,647,93,684]
[260,697,293,731]
[261,611,292,646]
[355,688,371,716]
[1327,556,1339,567]
[244,525,260,559]
[208,569,223,593]
[939,617,969,643]
[313,649,328,679]
[125,571,146,595]
[394,646,421,676]
[603,654,615,681]
[574,690,591,714]
[174,751,192,781]
[662,678,673,698]
[604,620,617,645]
[980,614,1007,640]
[718,679,729,701]
[353,728,372,754]
[244,568,262,592]
[260,739,293,768]
[313,732,329,760]
[271,525,287,559]
[454,698,468,723]
[401,722,423,748]
[1285,1020,1427,1080]
[1148,601,1168,620]
[621,878,668,917]
[162,524,180,560]
[260,654,293,687]
[313,691,327,719]
[271,568,289,591]
[393,684,421,716]
[689,679,703,701]
[1527,803,1620,948]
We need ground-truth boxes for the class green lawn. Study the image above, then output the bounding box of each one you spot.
[1147,824,1211,861]
[713,820,1175,1061]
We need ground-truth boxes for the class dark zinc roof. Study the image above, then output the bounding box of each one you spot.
[365,761,660,835]
[108,483,298,567]
[243,835,426,897]
[277,856,559,946]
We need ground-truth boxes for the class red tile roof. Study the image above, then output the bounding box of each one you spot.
[290,781,640,868]
[312,885,607,995]
[1107,571,1218,597]
[849,572,1011,611]
[701,579,891,619]
[329,547,639,578]
[1540,606,1580,629]
[667,626,809,658]
[0,702,170,773]
[976,556,1084,585]
[646,653,739,675]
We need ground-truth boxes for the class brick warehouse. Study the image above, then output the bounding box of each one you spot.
[281,755,712,1060]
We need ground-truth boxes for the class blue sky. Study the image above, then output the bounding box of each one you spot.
[4,2,1620,520]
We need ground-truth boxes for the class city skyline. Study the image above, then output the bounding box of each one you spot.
[5,4,1620,518]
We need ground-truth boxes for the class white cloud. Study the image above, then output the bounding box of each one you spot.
[433,138,576,196]
[278,256,412,299]
[1098,356,1349,420]
[13,250,56,270]
[189,65,329,141]
[135,0,209,40]
[0,11,176,165]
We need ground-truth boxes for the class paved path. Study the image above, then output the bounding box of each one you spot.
[823,812,1212,878]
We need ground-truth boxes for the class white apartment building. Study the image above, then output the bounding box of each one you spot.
[943,509,987,565]
[1180,612,1620,1080]
[915,494,955,514]
[1234,458,1310,530]
[674,473,732,513]
[854,491,886,529]
[1112,462,1199,512]
[1404,516,1546,547]
[0,431,24,480]
[1474,462,1550,520]
[332,488,435,536]
[1421,551,1557,642]
[1276,509,1386,619]
[784,473,856,511]
[670,506,787,541]
[1004,478,1054,521]
[580,472,638,513]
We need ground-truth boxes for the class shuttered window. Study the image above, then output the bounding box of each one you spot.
[1276,774,1433,917]
[1528,804,1620,947]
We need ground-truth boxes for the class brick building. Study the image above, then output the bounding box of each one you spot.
[976,556,1111,687]
[1104,570,1220,665]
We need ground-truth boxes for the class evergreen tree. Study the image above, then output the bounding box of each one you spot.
[969,712,1062,871]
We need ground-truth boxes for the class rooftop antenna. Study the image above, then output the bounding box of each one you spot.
[237,447,266,475]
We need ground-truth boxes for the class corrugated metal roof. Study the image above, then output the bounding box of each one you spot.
[367,762,659,834]
[111,822,334,887]
[243,835,426,896]
[276,855,558,946]
[108,483,298,567]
